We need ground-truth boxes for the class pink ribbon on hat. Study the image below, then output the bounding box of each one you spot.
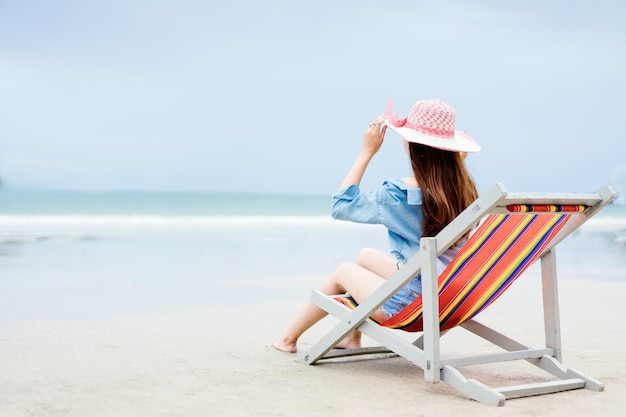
[385,100,407,128]
[385,99,456,139]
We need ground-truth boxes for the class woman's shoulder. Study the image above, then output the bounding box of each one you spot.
[383,177,419,190]
[400,176,419,188]
[382,178,422,205]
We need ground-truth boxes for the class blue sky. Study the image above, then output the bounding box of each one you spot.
[1,1,625,199]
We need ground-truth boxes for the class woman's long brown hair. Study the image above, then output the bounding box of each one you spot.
[409,142,478,238]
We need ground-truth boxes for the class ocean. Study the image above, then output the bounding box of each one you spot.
[1,189,625,322]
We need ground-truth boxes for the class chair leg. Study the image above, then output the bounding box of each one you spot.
[441,365,506,406]
[541,249,562,361]
[421,237,441,383]
[534,355,605,392]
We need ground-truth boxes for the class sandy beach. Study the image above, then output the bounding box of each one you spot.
[2,269,625,417]
[1,203,625,416]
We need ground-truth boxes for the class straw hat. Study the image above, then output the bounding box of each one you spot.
[384,99,481,153]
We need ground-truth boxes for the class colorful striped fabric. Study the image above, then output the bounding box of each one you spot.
[335,211,573,332]
[506,204,587,213]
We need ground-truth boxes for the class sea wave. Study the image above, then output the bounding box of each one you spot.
[574,216,626,233]
[0,214,336,227]
[0,214,356,243]
[0,214,624,244]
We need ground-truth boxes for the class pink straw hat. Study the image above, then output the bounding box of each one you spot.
[384,99,481,153]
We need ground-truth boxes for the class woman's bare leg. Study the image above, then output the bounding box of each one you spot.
[274,299,331,353]
[274,261,388,353]
[334,249,399,349]
[357,247,398,278]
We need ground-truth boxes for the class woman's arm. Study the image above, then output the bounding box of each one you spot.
[338,116,387,190]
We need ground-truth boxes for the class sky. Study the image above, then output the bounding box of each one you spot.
[0,0,625,200]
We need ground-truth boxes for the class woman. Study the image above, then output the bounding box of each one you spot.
[274,98,480,353]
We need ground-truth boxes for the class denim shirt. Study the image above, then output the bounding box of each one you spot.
[331,178,458,273]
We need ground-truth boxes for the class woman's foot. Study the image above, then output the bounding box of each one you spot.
[334,331,362,350]
[274,338,297,353]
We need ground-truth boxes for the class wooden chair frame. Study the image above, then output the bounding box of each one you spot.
[298,183,617,406]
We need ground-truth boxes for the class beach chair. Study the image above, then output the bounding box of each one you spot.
[298,183,617,406]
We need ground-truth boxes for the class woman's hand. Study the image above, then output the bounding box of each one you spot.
[362,115,387,157]
[338,116,388,191]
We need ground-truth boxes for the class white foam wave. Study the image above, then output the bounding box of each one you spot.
[0,214,361,242]
[1,214,624,244]
[579,217,626,233]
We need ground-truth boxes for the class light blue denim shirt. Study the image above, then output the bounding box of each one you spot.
[331,178,461,317]
[331,178,458,273]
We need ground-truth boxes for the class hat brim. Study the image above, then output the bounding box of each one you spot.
[385,122,481,153]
